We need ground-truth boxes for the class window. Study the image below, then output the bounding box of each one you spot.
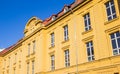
[64,6,69,13]
[4,59,6,68]
[33,41,36,53]
[15,53,17,63]
[110,31,120,55]
[83,13,91,31]
[105,0,117,21]
[63,25,69,41]
[9,57,10,66]
[7,70,9,74]
[27,63,29,74]
[28,44,30,55]
[52,16,56,21]
[51,33,55,47]
[32,61,34,74]
[14,68,16,74]
[86,41,95,61]
[64,50,70,67]
[51,55,55,70]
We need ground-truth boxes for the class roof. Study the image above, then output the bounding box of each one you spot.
[42,0,84,26]
[0,39,22,56]
[0,0,85,56]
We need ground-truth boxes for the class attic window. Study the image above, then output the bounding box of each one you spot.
[64,6,69,13]
[52,16,56,21]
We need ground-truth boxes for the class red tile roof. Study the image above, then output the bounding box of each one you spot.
[42,0,84,26]
[0,39,22,56]
[0,0,84,56]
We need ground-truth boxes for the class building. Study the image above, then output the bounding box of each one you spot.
[0,0,120,74]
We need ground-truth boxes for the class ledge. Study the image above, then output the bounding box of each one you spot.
[82,35,94,43]
[82,28,93,35]
[61,39,69,44]
[105,24,120,34]
[13,62,16,65]
[104,17,119,25]
[7,65,9,68]
[26,55,30,58]
[31,52,35,55]
[49,45,55,49]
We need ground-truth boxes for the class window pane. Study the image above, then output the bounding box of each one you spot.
[113,14,117,18]
[88,19,91,25]
[110,0,114,5]
[113,50,118,55]
[112,6,116,13]
[85,20,87,26]
[91,47,94,55]
[110,33,115,39]
[108,16,112,21]
[86,43,89,47]
[112,40,117,49]
[117,38,120,48]
[87,48,90,56]
[88,57,91,61]
[92,56,95,60]
[85,28,88,31]
[90,41,93,46]
[116,32,120,37]
[105,2,109,7]
[107,8,111,16]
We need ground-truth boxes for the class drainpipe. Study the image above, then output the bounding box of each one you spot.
[70,8,79,74]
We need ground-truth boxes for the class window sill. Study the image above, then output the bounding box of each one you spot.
[49,45,55,49]
[13,62,16,65]
[26,55,30,58]
[31,52,35,55]
[104,17,119,25]
[19,60,21,63]
[7,65,9,68]
[61,39,69,44]
[82,29,93,35]
[2,68,5,70]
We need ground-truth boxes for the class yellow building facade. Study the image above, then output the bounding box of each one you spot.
[0,0,120,74]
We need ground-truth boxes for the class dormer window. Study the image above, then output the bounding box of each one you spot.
[52,16,56,21]
[64,6,69,13]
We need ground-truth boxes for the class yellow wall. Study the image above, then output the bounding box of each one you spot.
[0,0,120,74]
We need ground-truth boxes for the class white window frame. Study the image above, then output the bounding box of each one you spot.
[65,49,70,67]
[86,41,95,61]
[64,7,69,13]
[28,44,30,55]
[32,61,34,74]
[110,31,120,55]
[105,0,116,21]
[84,13,91,31]
[15,53,17,63]
[51,55,55,70]
[64,25,69,41]
[33,41,36,53]
[27,63,29,74]
[51,33,55,47]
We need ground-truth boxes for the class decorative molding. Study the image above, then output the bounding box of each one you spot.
[61,39,69,44]
[104,17,119,25]
[82,28,93,35]
[48,50,55,55]
[82,35,94,43]
[62,45,70,50]
[105,24,120,34]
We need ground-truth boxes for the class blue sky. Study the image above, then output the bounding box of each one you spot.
[0,0,74,49]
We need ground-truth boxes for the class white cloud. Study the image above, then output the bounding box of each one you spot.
[0,48,5,52]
